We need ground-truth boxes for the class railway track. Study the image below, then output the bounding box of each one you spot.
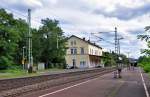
[0,67,116,97]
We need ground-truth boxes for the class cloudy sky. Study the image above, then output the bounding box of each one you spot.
[1,0,150,58]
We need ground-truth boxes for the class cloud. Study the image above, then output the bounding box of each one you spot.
[93,3,150,20]
[0,0,43,12]
[127,28,145,35]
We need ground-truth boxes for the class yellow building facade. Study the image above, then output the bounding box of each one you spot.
[65,35,103,68]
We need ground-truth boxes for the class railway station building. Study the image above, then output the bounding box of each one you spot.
[65,35,103,68]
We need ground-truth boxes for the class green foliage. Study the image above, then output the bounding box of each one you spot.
[137,35,150,41]
[140,41,150,56]
[137,26,150,41]
[0,9,67,70]
[103,52,115,66]
[138,56,150,64]
[102,51,128,67]
[0,9,23,69]
[138,56,150,72]
[33,18,67,66]
[137,25,150,73]
[143,64,150,73]
[0,56,13,69]
[119,54,129,64]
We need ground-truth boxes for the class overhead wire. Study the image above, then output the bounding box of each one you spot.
[0,6,42,25]
[91,33,114,45]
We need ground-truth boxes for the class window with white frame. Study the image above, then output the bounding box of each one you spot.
[81,47,84,54]
[70,48,77,54]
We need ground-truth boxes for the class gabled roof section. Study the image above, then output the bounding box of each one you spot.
[68,35,102,49]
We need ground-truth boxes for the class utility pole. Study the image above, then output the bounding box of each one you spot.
[114,27,123,67]
[22,46,25,69]
[57,35,59,49]
[118,39,120,55]
[114,27,120,68]
[27,9,33,73]
[115,27,118,54]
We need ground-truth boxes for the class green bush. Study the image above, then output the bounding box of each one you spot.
[138,64,144,68]
[104,61,111,67]
[0,65,24,74]
[143,64,150,73]
[0,56,13,70]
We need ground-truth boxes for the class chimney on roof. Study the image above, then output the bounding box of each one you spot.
[83,37,85,40]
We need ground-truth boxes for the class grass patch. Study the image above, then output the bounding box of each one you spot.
[0,71,39,79]
[0,67,65,79]
[37,68,64,72]
[0,68,38,79]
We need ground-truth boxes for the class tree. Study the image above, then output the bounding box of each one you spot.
[102,51,128,67]
[0,9,18,69]
[137,26,150,56]
[137,26,150,41]
[13,19,28,64]
[138,56,150,72]
[0,9,67,70]
[103,51,116,66]
[137,26,150,72]
[33,18,67,68]
[0,8,28,69]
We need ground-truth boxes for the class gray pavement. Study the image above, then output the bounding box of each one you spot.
[20,67,147,97]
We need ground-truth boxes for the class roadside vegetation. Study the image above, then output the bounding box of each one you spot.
[103,51,128,67]
[0,66,36,79]
[138,56,150,73]
[0,65,66,79]
[138,27,150,73]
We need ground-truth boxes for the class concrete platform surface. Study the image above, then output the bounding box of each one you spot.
[20,67,147,97]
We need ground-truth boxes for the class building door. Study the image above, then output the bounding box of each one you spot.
[80,61,86,68]
[72,59,76,68]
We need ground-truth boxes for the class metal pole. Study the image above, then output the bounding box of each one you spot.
[22,46,25,69]
[28,9,31,67]
[118,39,120,55]
[118,39,120,67]
[127,52,130,69]
[115,27,118,54]
[114,27,119,68]
[28,9,33,72]
[23,47,25,61]
[57,35,58,49]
